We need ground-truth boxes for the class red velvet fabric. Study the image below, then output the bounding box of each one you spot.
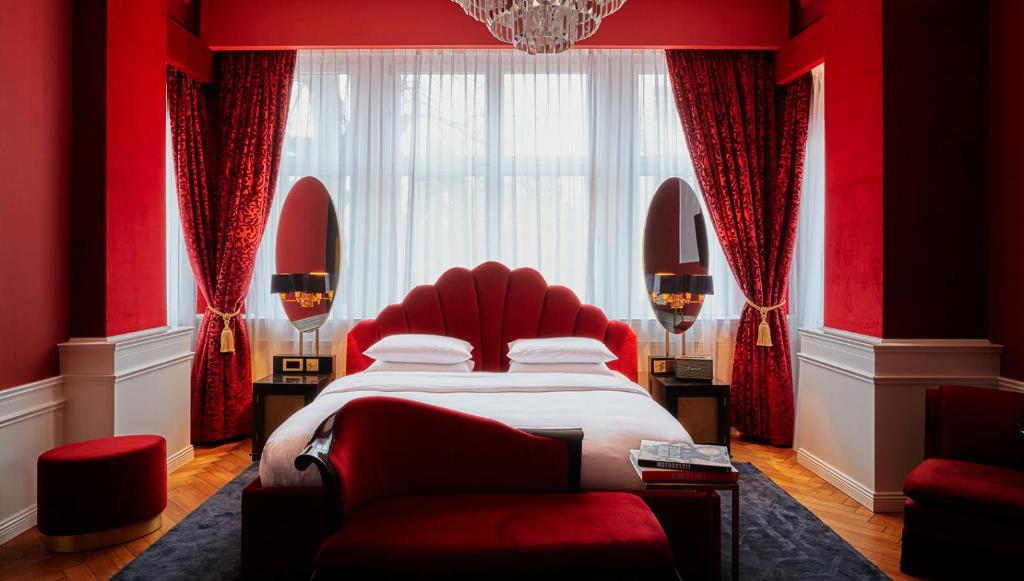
[37,436,167,536]
[317,493,673,573]
[329,397,570,515]
[240,479,719,580]
[930,384,1024,469]
[167,51,296,443]
[346,262,639,381]
[666,51,811,446]
[901,385,1024,577]
[902,496,1024,579]
[905,458,1024,518]
[241,477,331,580]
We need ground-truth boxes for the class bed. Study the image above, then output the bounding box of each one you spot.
[241,262,722,579]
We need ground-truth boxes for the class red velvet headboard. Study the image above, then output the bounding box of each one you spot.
[346,262,638,382]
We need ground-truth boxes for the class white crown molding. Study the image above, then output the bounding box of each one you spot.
[0,376,65,429]
[999,376,1024,392]
[65,325,171,344]
[60,327,193,377]
[0,399,66,430]
[0,375,62,404]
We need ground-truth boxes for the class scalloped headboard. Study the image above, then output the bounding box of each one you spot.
[346,262,638,382]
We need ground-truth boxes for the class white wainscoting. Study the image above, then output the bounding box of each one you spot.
[0,377,64,545]
[60,326,194,461]
[0,327,195,545]
[795,328,1002,512]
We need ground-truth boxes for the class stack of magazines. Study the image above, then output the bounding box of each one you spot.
[630,440,738,483]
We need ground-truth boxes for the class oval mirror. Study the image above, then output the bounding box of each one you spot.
[643,177,713,334]
[272,177,341,333]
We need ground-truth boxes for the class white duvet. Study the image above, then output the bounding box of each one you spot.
[258,371,692,491]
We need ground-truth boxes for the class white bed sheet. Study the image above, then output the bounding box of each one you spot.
[258,371,692,491]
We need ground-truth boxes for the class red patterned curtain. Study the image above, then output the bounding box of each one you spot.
[666,51,811,446]
[167,52,296,443]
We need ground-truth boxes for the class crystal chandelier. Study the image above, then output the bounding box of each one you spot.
[452,1,628,55]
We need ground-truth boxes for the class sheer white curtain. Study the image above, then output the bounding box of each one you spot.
[245,49,749,380]
[165,109,196,334]
[789,64,825,387]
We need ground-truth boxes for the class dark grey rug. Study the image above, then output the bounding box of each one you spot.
[114,462,889,580]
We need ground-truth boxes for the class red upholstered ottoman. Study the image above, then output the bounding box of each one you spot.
[37,435,167,552]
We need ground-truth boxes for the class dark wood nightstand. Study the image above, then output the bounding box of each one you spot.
[252,373,333,461]
[649,374,731,451]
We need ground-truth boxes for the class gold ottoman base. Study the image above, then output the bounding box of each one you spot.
[41,514,162,552]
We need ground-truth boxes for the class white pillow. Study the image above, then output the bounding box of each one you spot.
[508,361,614,376]
[507,337,617,364]
[364,334,473,364]
[366,359,474,373]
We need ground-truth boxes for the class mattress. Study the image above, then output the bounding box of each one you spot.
[258,371,692,490]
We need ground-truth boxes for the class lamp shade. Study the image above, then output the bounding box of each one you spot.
[270,273,338,294]
[678,274,714,296]
[646,273,680,295]
[271,273,303,294]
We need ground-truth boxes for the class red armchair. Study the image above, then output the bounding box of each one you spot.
[900,385,1024,578]
[296,396,678,579]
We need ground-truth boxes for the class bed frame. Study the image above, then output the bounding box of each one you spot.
[241,262,722,579]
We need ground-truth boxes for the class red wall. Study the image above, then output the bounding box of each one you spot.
[989,0,1024,379]
[105,0,168,337]
[823,0,885,337]
[71,0,168,338]
[823,0,988,339]
[201,0,790,50]
[776,17,823,84]
[880,0,987,339]
[0,0,72,389]
[168,17,214,83]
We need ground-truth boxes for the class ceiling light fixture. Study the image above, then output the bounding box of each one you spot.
[452,0,628,55]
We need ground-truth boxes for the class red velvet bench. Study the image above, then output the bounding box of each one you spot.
[296,397,679,579]
[37,435,167,552]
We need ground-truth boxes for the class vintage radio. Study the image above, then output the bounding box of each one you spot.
[674,355,714,381]
[272,354,335,375]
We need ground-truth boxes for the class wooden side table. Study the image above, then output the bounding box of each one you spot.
[649,374,731,451]
[252,373,333,461]
[646,480,740,581]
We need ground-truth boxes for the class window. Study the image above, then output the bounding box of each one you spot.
[248,49,744,329]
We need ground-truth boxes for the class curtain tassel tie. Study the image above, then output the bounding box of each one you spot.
[207,306,242,353]
[745,298,786,348]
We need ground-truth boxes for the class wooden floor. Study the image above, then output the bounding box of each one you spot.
[0,440,253,581]
[0,438,916,581]
[732,438,919,581]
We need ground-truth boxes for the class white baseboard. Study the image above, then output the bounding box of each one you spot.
[167,445,195,474]
[796,448,906,513]
[0,376,65,546]
[0,505,37,546]
[796,448,875,508]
